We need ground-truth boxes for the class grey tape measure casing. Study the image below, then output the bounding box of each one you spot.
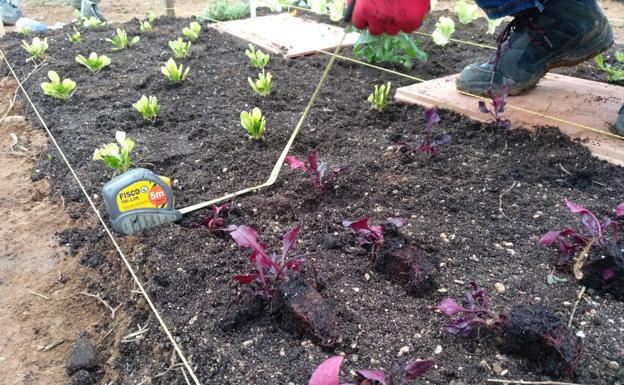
[102,168,182,235]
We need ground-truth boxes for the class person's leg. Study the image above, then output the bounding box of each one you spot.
[475,0,544,19]
[457,0,613,96]
[0,0,23,25]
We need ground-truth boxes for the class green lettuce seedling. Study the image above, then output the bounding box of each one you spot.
[76,52,111,73]
[182,21,201,42]
[18,26,31,36]
[455,1,480,24]
[68,27,81,43]
[132,95,160,122]
[248,70,272,97]
[40,71,76,101]
[139,20,152,33]
[595,52,624,81]
[241,107,266,140]
[328,0,345,22]
[169,38,191,58]
[432,16,455,46]
[107,28,140,50]
[148,11,157,22]
[487,18,504,35]
[368,82,391,112]
[245,44,270,69]
[73,9,86,25]
[83,16,105,29]
[353,31,427,70]
[92,131,135,173]
[161,58,189,82]
[22,37,48,62]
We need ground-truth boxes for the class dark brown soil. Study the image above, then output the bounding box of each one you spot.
[1,13,624,385]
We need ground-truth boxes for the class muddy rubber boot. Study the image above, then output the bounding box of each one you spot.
[616,105,624,136]
[0,0,23,26]
[81,0,106,22]
[456,0,613,96]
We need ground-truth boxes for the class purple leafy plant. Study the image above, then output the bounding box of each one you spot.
[436,282,507,337]
[200,203,230,233]
[285,150,347,195]
[308,355,434,385]
[229,224,305,299]
[342,217,407,257]
[478,85,511,129]
[402,108,451,157]
[539,199,623,262]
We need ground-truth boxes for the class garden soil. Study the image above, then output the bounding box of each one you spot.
[1,12,623,385]
[0,77,119,385]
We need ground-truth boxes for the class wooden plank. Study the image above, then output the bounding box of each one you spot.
[396,73,624,166]
[210,13,359,58]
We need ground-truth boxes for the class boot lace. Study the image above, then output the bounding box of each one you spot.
[491,16,554,71]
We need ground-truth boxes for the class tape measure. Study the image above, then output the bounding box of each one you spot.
[102,30,349,235]
[102,168,182,235]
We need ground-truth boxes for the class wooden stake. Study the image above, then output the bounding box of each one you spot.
[165,0,175,17]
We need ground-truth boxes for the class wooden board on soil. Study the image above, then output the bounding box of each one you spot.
[209,13,359,58]
[396,73,624,166]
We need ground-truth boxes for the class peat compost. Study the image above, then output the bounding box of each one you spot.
[1,12,624,385]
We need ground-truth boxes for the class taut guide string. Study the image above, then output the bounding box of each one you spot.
[0,26,347,385]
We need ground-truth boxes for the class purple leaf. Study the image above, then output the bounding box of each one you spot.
[424,107,440,129]
[308,356,343,385]
[307,150,320,173]
[538,230,562,246]
[233,274,258,284]
[387,217,407,227]
[478,101,490,114]
[281,225,301,265]
[603,267,616,281]
[564,199,592,216]
[356,369,387,385]
[616,203,624,217]
[402,359,434,380]
[285,155,307,171]
[437,298,464,316]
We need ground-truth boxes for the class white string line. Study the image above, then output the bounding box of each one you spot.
[0,50,203,385]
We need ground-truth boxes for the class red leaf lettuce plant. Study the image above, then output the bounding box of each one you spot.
[478,85,511,129]
[229,224,305,299]
[436,282,507,337]
[285,150,347,195]
[400,108,451,157]
[308,355,434,385]
[342,217,407,257]
[539,199,624,264]
[200,204,230,233]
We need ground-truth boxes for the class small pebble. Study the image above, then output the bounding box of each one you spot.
[364,273,370,281]
[242,339,254,347]
[494,283,506,293]
[609,361,620,370]
[492,363,503,375]
[576,331,586,339]
[353,287,360,293]
[479,360,491,372]
[434,345,443,355]
[397,346,410,357]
